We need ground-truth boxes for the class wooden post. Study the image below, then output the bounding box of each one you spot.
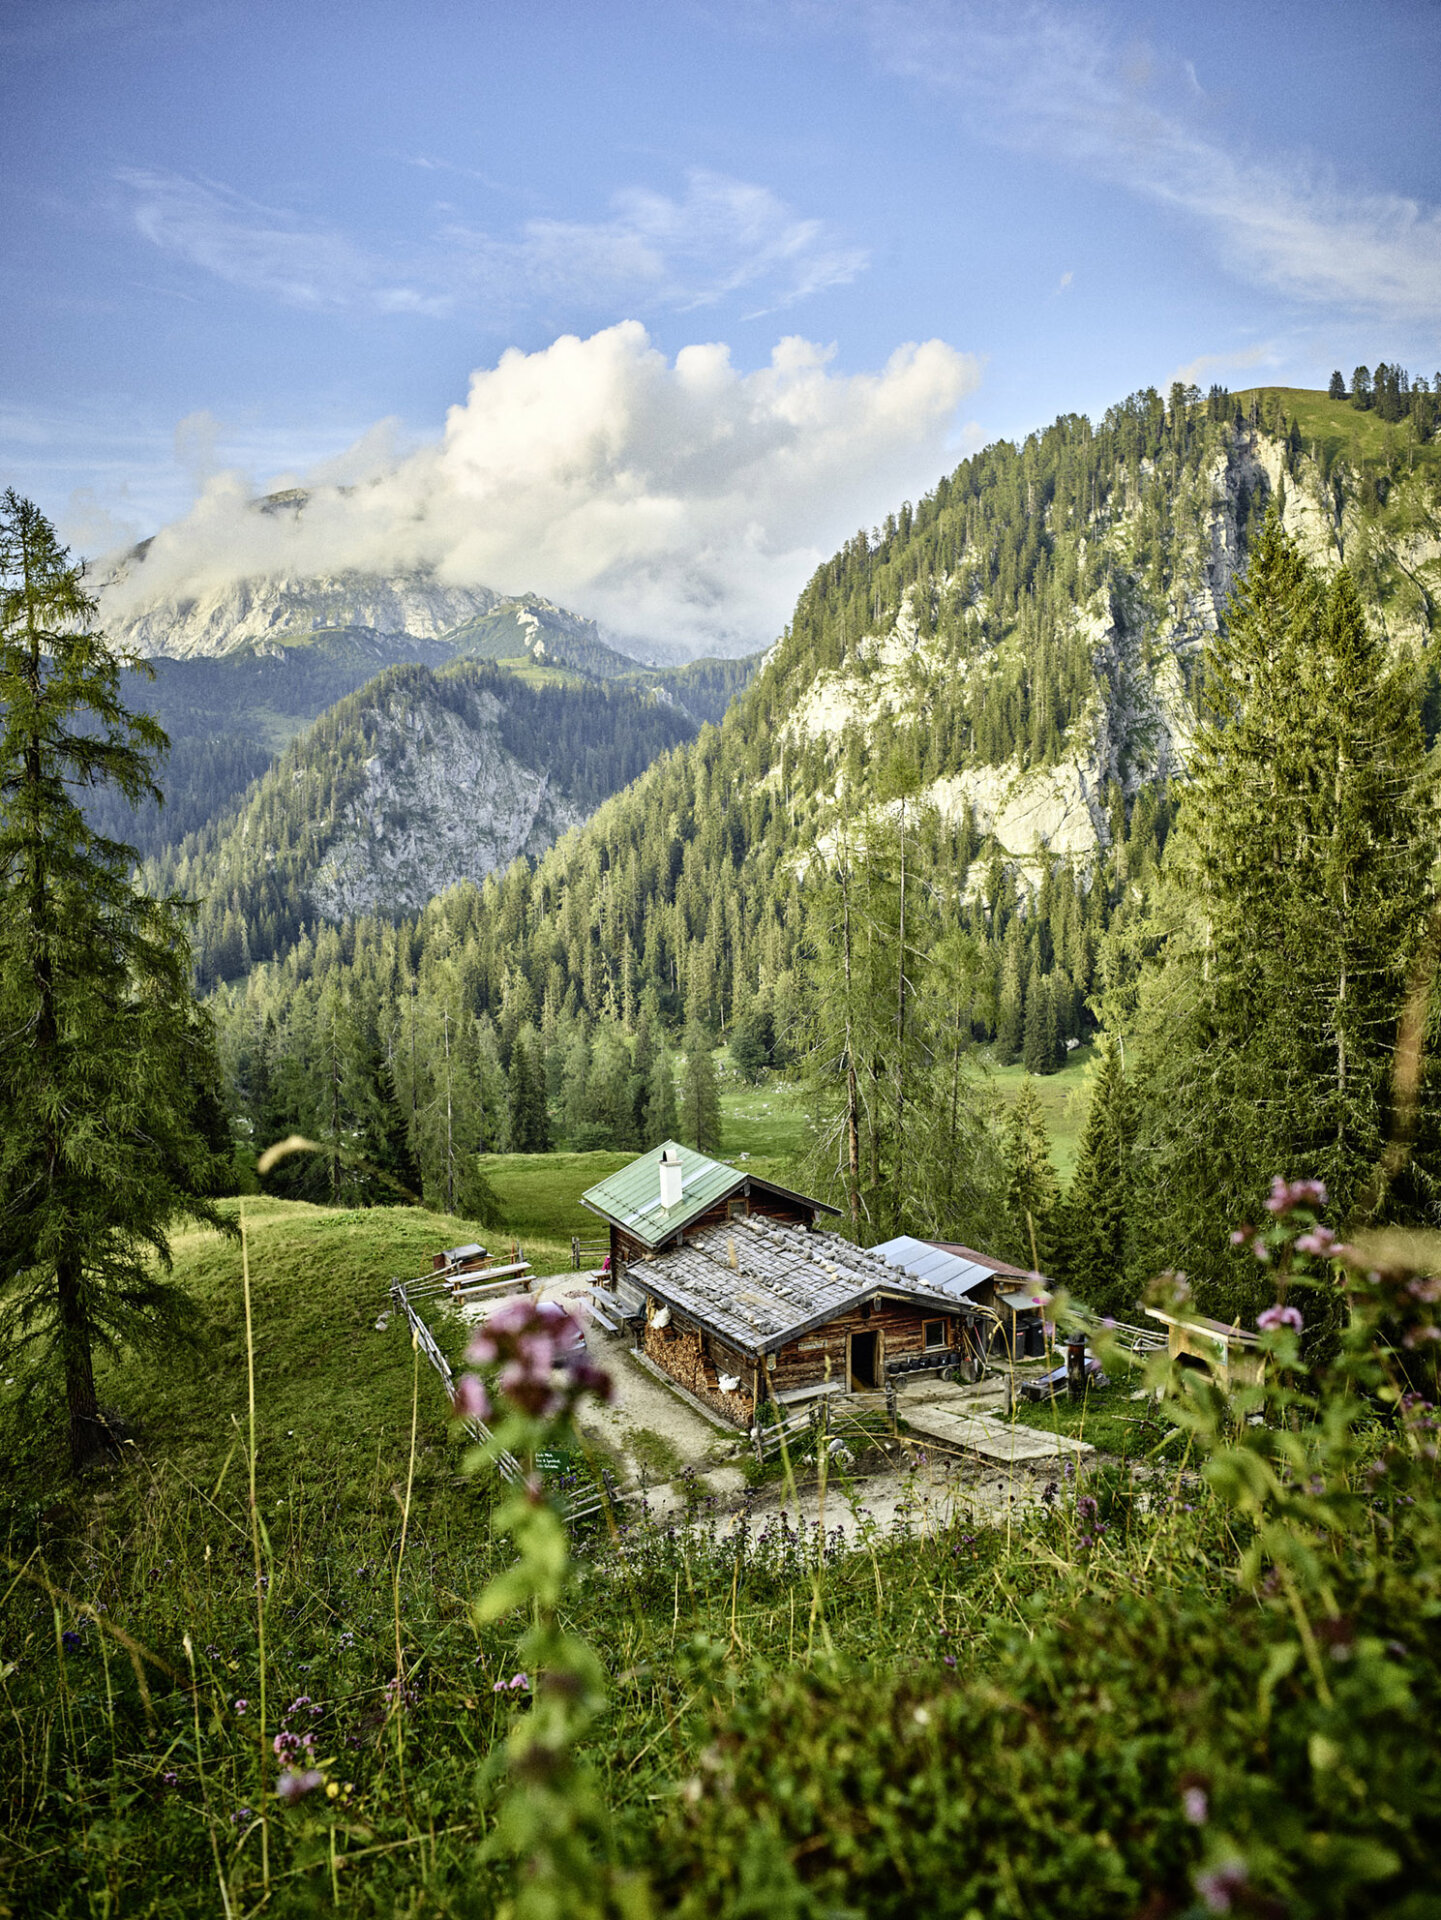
[571,1235,580,1271]
[1067,1336,1087,1402]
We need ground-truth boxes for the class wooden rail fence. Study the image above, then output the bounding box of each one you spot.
[386,1278,609,1525]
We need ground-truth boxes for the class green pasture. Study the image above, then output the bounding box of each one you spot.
[1235,385,1440,471]
[986,1039,1096,1183]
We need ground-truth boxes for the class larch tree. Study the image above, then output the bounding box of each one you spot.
[1059,1036,1134,1316]
[0,494,230,1471]
[642,1045,679,1147]
[1129,510,1438,1322]
[1002,1078,1062,1272]
[679,1021,722,1154]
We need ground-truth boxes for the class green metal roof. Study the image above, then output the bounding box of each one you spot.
[580,1141,744,1250]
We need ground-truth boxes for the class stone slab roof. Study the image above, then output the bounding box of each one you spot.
[633,1215,978,1356]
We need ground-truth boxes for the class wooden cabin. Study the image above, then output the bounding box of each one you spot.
[582,1148,984,1426]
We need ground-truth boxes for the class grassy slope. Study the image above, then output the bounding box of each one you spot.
[1236,386,1441,471]
[92,1198,493,1492]
[985,1041,1095,1185]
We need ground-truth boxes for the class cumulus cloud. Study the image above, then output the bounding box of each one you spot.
[847,0,1441,325]
[101,322,979,656]
[117,166,868,322]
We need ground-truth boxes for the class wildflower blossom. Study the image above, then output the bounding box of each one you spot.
[1265,1176,1326,1216]
[1195,1857,1248,1913]
[1182,1786,1208,1825]
[233,1698,249,1715]
[1257,1303,1304,1334]
[452,1373,492,1421]
[276,1768,324,1805]
[1294,1225,1342,1258]
[60,1629,81,1653]
[457,1297,613,1422]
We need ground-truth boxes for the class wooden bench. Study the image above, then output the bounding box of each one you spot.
[584,1289,623,1335]
[448,1262,532,1299]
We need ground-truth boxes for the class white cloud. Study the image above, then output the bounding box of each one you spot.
[116,166,868,322]
[1168,343,1278,390]
[100,322,979,655]
[851,1,1441,327]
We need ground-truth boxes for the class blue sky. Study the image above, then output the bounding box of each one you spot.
[3,0,1439,650]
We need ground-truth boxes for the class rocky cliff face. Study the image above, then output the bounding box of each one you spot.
[98,567,499,660]
[307,683,584,920]
[782,421,1440,882]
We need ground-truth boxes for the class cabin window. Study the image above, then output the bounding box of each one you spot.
[727,1198,747,1220]
[923,1319,946,1351]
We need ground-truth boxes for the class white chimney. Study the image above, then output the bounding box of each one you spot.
[659,1146,683,1211]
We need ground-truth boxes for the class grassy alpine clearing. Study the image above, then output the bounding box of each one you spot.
[1,1199,1439,1916]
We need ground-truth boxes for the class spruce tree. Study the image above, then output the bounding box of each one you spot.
[0,494,229,1470]
[1130,511,1437,1320]
[679,1021,722,1154]
[642,1046,679,1147]
[1002,1078,1061,1271]
[506,1025,550,1153]
[1021,959,1050,1074]
[1059,1037,1133,1316]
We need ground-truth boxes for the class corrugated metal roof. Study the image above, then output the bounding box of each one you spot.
[1001,1286,1051,1312]
[635,1216,977,1354]
[870,1234,997,1299]
[580,1141,744,1250]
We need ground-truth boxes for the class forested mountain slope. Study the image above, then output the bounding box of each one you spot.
[154,661,697,986]
[89,560,757,857]
[212,380,1441,1211]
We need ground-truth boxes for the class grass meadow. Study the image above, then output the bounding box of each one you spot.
[3,1140,1438,1913]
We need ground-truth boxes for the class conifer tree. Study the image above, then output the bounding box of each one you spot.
[0,494,229,1470]
[1002,1079,1061,1271]
[642,1046,679,1147]
[1130,511,1437,1319]
[1059,1037,1133,1315]
[506,1025,550,1153]
[1021,960,1048,1074]
[679,1021,722,1154]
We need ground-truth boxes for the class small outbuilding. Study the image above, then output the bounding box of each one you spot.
[1144,1307,1265,1390]
[434,1242,488,1275]
[583,1146,986,1426]
[871,1234,1054,1358]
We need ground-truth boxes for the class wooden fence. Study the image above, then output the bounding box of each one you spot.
[386,1278,609,1525]
[751,1394,883,1465]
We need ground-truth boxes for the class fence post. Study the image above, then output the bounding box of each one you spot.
[571,1235,580,1271]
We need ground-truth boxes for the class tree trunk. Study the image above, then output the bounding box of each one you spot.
[57,1252,103,1470]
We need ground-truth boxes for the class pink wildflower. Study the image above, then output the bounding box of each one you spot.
[1195,1858,1248,1913]
[1295,1226,1341,1258]
[1257,1304,1304,1334]
[452,1374,492,1421]
[275,1768,324,1806]
[1265,1176,1327,1216]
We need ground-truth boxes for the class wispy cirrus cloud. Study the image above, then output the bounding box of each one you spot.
[116,165,868,322]
[845,0,1441,327]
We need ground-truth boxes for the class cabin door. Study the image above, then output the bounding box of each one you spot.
[848,1329,880,1390]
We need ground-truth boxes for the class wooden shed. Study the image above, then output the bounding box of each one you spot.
[1144,1308,1265,1390]
[871,1235,1054,1358]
